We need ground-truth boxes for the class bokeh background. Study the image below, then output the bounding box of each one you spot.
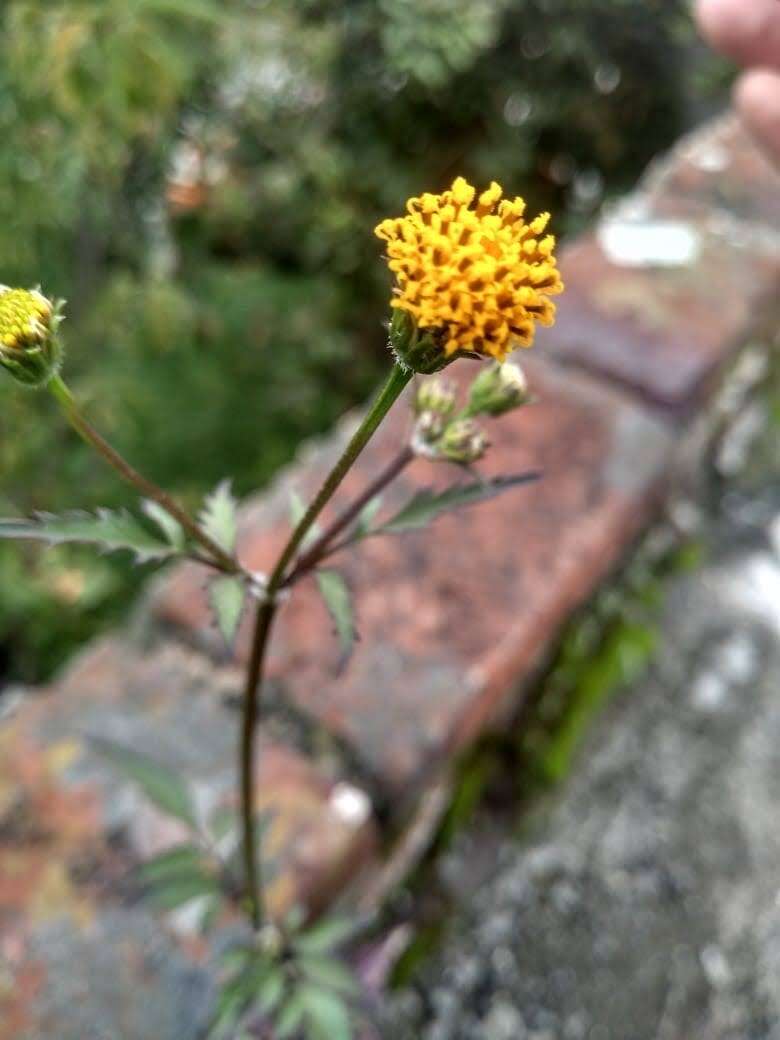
[0,0,731,684]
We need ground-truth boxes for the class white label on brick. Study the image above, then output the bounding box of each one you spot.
[598,218,701,268]
[329,781,371,827]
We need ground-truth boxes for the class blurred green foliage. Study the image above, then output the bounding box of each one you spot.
[0,0,729,682]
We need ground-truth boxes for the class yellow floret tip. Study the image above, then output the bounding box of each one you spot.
[0,287,53,350]
[376,177,564,362]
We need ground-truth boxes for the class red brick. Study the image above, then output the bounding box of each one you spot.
[644,113,780,232]
[155,357,673,801]
[549,223,778,415]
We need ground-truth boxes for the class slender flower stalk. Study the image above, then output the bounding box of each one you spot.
[48,374,240,575]
[270,363,412,589]
[239,598,276,930]
[284,443,415,585]
[239,361,412,929]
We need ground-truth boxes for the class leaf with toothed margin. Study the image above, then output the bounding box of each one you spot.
[90,736,198,828]
[298,984,353,1040]
[288,489,321,546]
[292,915,356,954]
[142,500,185,550]
[370,471,542,535]
[274,995,305,1039]
[209,575,246,647]
[137,844,205,885]
[315,570,355,664]
[200,480,238,554]
[299,955,360,997]
[0,509,176,562]
[351,495,383,538]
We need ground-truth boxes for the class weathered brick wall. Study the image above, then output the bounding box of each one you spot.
[1,113,778,1039]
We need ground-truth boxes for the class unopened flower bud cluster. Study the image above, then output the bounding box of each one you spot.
[412,361,530,464]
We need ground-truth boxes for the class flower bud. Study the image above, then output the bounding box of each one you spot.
[438,418,488,464]
[415,410,446,444]
[467,361,529,417]
[0,287,63,388]
[414,376,456,418]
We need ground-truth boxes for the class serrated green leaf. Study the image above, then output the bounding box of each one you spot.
[256,967,286,1013]
[299,984,353,1040]
[198,894,222,935]
[0,509,175,562]
[275,994,305,1038]
[293,916,355,955]
[207,970,250,1040]
[299,955,360,997]
[288,490,307,527]
[315,571,354,663]
[142,500,185,550]
[351,495,383,538]
[284,904,307,934]
[200,480,238,554]
[149,874,219,910]
[90,737,198,828]
[209,575,246,647]
[208,806,237,844]
[137,844,205,884]
[371,471,541,535]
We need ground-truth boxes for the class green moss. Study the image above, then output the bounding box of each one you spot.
[391,921,447,989]
[519,536,702,788]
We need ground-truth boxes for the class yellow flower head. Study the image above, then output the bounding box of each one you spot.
[0,287,53,351]
[0,286,63,387]
[375,177,563,363]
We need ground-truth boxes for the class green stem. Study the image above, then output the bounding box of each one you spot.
[48,374,239,574]
[238,361,412,929]
[239,597,275,930]
[284,443,415,586]
[269,362,412,589]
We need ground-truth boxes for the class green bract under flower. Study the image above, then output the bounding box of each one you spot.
[0,286,63,387]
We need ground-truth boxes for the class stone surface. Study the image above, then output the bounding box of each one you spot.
[384,485,780,1040]
[547,114,780,416]
[644,113,780,234]
[0,637,377,1040]
[154,357,673,802]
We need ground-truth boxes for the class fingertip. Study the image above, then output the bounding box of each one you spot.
[695,0,780,66]
[734,68,780,166]
[696,0,739,52]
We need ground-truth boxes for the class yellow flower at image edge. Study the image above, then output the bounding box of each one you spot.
[0,286,63,387]
[376,177,563,372]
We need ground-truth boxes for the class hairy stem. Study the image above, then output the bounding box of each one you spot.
[48,374,239,574]
[239,362,412,929]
